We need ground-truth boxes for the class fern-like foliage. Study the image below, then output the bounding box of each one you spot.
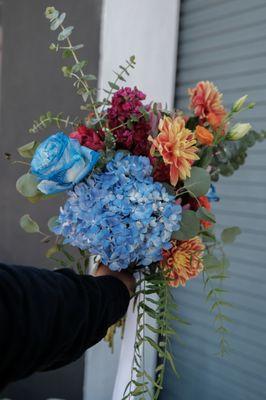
[201,227,240,355]
[29,111,79,134]
[122,267,185,400]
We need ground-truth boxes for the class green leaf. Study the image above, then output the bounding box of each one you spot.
[203,254,221,270]
[144,336,164,355]
[58,26,74,41]
[172,210,200,240]
[197,207,216,223]
[108,81,119,90]
[201,229,216,242]
[62,49,73,58]
[49,42,58,51]
[221,226,241,244]
[16,173,39,197]
[83,74,97,81]
[45,7,59,21]
[47,216,58,232]
[72,44,84,50]
[129,55,136,64]
[17,141,39,158]
[197,146,213,169]
[20,214,40,234]
[184,166,211,196]
[72,61,86,73]
[62,66,72,77]
[165,350,180,378]
[46,245,60,258]
[50,12,66,30]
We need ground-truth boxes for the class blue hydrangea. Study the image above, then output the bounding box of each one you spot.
[53,152,182,271]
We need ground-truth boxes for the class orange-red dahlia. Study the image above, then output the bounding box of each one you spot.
[188,81,227,129]
[161,237,205,287]
[149,116,199,186]
[195,125,214,146]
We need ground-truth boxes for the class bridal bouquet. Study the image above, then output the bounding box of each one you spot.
[13,7,265,399]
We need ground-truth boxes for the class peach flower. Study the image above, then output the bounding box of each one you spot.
[149,116,199,186]
[188,81,227,129]
[195,125,214,146]
[161,237,205,287]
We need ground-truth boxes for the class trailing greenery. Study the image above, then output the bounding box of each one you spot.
[122,268,186,400]
[201,226,241,355]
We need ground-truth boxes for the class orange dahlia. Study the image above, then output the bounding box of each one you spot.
[149,116,199,186]
[161,237,205,287]
[195,125,214,146]
[188,81,227,130]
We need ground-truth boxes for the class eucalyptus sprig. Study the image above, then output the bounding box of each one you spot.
[45,7,102,126]
[29,111,79,134]
[211,130,266,181]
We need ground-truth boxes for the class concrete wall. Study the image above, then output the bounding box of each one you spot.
[0,1,102,399]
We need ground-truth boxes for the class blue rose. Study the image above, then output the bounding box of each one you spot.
[31,132,100,195]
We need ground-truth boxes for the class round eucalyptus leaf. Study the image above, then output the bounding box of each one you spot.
[17,141,39,158]
[58,26,74,41]
[16,173,39,197]
[221,226,241,244]
[184,167,211,197]
[196,207,216,223]
[46,245,60,259]
[50,12,66,30]
[172,210,200,241]
[20,214,40,234]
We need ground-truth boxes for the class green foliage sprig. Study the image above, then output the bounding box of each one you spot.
[202,227,241,355]
[211,130,266,181]
[122,268,185,399]
[45,7,102,124]
[29,111,79,134]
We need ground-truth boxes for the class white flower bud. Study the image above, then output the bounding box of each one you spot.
[227,123,252,141]
[232,95,248,112]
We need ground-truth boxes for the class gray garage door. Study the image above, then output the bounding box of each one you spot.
[161,1,266,399]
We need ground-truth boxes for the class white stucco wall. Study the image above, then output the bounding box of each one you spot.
[98,0,180,107]
[84,1,180,399]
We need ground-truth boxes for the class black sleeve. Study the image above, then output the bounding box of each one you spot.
[0,263,130,391]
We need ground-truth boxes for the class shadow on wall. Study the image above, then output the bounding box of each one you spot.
[0,0,102,399]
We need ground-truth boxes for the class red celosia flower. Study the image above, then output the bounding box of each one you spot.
[149,156,171,183]
[107,87,151,155]
[70,125,105,151]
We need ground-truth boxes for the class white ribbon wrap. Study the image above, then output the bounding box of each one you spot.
[112,298,138,400]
